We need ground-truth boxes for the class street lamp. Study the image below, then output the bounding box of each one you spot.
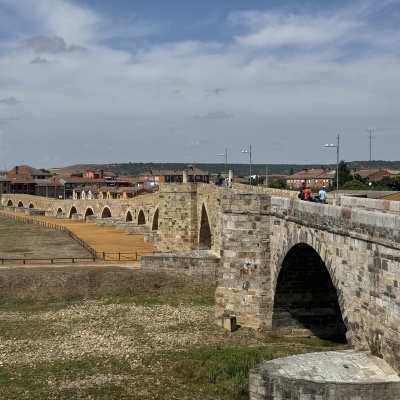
[218,149,228,178]
[241,144,252,185]
[325,135,340,204]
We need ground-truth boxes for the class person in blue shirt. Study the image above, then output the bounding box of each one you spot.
[318,186,327,204]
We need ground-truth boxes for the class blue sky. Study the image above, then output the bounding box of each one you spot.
[0,0,399,169]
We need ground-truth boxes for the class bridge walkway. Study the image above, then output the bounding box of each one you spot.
[0,210,154,261]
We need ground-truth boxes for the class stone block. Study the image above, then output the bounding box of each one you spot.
[217,312,237,332]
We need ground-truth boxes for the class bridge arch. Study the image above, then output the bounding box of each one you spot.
[199,203,211,249]
[126,211,133,222]
[17,201,24,208]
[84,207,94,221]
[29,203,34,209]
[152,208,159,231]
[69,206,78,218]
[138,209,145,225]
[101,207,112,218]
[57,207,63,214]
[6,199,13,206]
[272,242,347,343]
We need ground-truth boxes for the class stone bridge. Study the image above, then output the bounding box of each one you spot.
[2,183,400,376]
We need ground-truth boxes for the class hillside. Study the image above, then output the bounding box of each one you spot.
[52,160,400,178]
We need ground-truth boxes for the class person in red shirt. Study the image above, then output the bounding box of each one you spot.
[303,186,312,201]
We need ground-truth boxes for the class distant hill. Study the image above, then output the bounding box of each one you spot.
[54,160,400,178]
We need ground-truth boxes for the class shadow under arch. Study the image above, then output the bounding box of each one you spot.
[272,243,347,343]
[199,204,211,249]
[126,211,133,222]
[57,207,63,214]
[29,203,34,209]
[6,199,13,206]
[84,207,94,221]
[138,210,145,225]
[17,201,24,208]
[69,206,77,218]
[102,207,112,218]
[152,209,159,231]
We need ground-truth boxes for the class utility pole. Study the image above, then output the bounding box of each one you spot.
[367,128,374,187]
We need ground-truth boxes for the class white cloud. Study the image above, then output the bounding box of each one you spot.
[0,0,399,166]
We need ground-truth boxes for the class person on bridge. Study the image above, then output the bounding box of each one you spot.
[318,186,327,204]
[303,186,312,201]
[298,182,306,200]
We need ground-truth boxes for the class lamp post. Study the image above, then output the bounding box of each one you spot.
[325,135,340,204]
[218,149,228,178]
[241,144,252,186]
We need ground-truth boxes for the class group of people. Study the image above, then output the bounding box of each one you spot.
[215,174,232,188]
[298,182,327,204]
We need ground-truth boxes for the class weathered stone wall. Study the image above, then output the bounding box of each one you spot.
[215,194,272,329]
[1,193,160,225]
[154,184,199,252]
[340,195,400,215]
[140,251,219,283]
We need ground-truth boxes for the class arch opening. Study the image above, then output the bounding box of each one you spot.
[69,206,77,218]
[102,207,112,218]
[29,203,34,209]
[17,201,24,208]
[6,199,13,206]
[138,210,145,225]
[84,208,94,221]
[152,209,159,231]
[198,204,211,249]
[272,243,347,343]
[126,211,133,222]
[57,207,63,214]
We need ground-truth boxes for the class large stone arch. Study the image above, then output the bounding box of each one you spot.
[17,201,24,208]
[126,211,133,222]
[152,208,159,231]
[138,209,145,225]
[272,242,347,343]
[199,204,211,249]
[69,206,78,218]
[84,207,94,221]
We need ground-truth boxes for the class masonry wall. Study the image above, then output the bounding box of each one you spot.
[154,183,199,252]
[269,197,400,373]
[215,194,273,329]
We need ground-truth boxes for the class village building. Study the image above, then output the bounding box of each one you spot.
[286,169,335,189]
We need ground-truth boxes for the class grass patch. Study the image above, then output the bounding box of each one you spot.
[142,337,347,400]
[130,289,215,306]
[4,248,30,254]
[0,356,134,400]
[0,319,60,340]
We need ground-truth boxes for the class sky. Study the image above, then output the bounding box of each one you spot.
[0,0,400,169]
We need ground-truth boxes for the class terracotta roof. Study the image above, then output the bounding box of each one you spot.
[287,169,335,180]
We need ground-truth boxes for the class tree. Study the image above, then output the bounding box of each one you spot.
[268,179,287,189]
[334,160,352,189]
[374,176,400,191]
[341,180,368,190]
